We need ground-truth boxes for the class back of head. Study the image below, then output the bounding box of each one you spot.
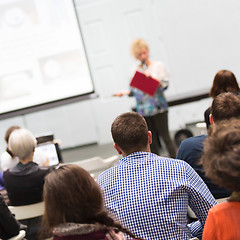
[210,70,239,98]
[201,118,240,192]
[130,38,149,59]
[8,128,37,160]
[4,126,20,143]
[111,112,149,155]
[43,165,104,229]
[41,164,143,239]
[211,92,240,122]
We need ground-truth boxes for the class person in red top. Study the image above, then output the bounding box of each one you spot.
[201,118,240,240]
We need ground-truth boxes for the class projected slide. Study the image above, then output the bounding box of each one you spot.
[0,0,94,114]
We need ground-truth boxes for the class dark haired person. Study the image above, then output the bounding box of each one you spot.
[40,164,142,240]
[0,126,20,171]
[204,70,240,128]
[201,119,240,240]
[177,92,240,199]
[97,112,216,240]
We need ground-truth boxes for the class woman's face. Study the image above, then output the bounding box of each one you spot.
[136,47,149,62]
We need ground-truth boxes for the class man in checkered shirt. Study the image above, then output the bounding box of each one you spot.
[97,112,216,240]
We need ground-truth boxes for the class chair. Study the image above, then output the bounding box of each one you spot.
[8,201,44,220]
[8,230,26,240]
[188,197,228,219]
[67,155,119,178]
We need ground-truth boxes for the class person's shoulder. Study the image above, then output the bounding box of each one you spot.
[0,151,11,159]
[182,134,206,143]
[0,151,12,163]
[179,135,207,148]
[156,155,189,169]
[151,61,165,67]
[210,201,240,213]
[3,168,10,176]
[97,165,118,184]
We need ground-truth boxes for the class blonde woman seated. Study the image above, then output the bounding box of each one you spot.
[0,126,49,172]
[40,164,143,240]
[3,128,50,206]
[201,119,240,240]
[3,129,51,240]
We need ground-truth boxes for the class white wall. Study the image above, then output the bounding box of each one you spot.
[0,0,239,153]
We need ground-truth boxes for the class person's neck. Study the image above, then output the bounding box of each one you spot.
[123,147,151,157]
[145,59,151,66]
[140,59,151,69]
[19,155,33,165]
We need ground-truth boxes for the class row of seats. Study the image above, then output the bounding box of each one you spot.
[6,155,119,239]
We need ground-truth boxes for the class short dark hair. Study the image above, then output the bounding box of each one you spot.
[209,70,239,98]
[201,118,240,192]
[111,112,149,155]
[211,92,240,122]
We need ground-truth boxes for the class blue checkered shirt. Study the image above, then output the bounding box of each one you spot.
[97,152,216,240]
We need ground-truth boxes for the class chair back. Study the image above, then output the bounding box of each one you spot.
[66,155,119,178]
[8,202,44,220]
[8,230,26,240]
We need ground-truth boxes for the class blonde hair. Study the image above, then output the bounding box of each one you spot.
[8,129,37,160]
[130,38,149,59]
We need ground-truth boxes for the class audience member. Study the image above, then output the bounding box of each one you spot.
[3,128,51,240]
[0,126,49,171]
[40,164,142,240]
[0,194,20,239]
[177,92,240,199]
[0,171,8,205]
[97,112,216,240]
[114,38,176,157]
[0,126,20,171]
[204,70,240,128]
[201,119,240,240]
[3,128,50,206]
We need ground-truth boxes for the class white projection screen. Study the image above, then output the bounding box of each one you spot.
[0,0,94,116]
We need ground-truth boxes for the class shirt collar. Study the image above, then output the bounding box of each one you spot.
[119,151,152,164]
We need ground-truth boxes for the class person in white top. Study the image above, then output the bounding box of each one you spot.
[0,126,49,171]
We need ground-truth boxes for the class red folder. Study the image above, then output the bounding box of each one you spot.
[130,71,159,96]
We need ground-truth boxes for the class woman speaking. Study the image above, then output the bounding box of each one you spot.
[115,39,176,157]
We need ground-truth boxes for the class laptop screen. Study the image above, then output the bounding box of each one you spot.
[35,142,59,166]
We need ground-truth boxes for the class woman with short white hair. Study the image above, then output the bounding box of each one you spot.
[3,128,51,240]
[0,126,49,171]
[8,128,37,161]
[4,128,50,206]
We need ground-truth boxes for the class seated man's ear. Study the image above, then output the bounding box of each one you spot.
[148,131,152,145]
[113,143,122,155]
[209,114,214,125]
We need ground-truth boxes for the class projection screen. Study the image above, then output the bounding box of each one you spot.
[0,0,94,116]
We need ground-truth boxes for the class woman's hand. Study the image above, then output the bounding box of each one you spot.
[144,70,162,86]
[114,89,130,97]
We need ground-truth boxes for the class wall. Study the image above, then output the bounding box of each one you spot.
[0,0,239,154]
